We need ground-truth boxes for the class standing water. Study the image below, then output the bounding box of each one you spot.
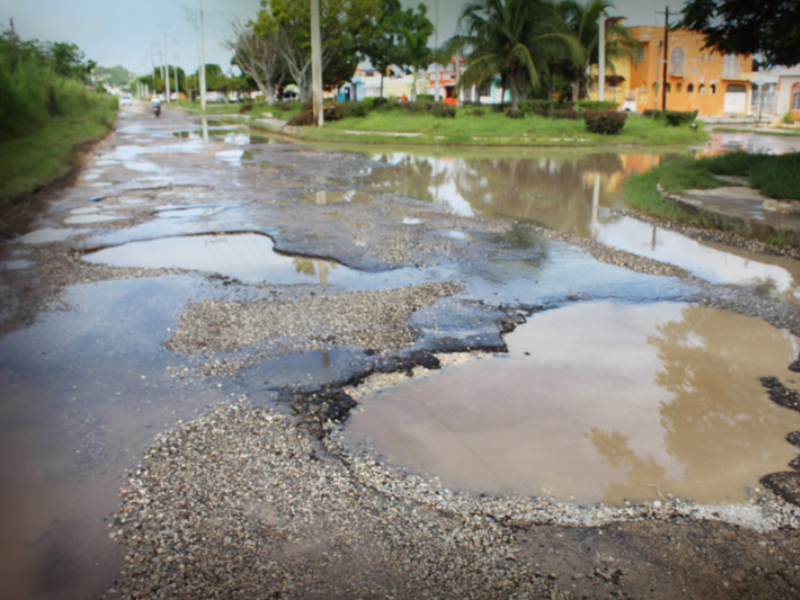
[345,301,800,505]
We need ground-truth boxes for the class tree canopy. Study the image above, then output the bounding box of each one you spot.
[680,0,800,67]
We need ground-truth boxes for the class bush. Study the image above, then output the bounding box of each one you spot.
[550,108,579,120]
[578,100,619,112]
[521,99,556,116]
[416,94,434,102]
[506,107,526,119]
[339,102,368,118]
[238,103,253,114]
[432,104,456,118]
[584,110,627,134]
[642,109,697,126]
[286,105,346,126]
[468,108,485,117]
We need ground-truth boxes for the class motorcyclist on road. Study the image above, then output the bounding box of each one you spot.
[151,96,162,117]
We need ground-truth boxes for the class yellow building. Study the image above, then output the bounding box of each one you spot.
[590,26,753,116]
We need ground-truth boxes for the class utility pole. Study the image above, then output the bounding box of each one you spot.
[310,0,323,126]
[199,0,207,110]
[598,11,606,102]
[162,29,171,103]
[657,6,670,111]
[434,0,440,103]
[173,40,180,101]
[9,18,14,34]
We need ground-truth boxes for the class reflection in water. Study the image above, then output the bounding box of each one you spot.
[345,302,800,505]
[84,233,349,285]
[363,150,800,302]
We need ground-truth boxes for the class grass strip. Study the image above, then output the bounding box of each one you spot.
[177,99,706,147]
[0,96,118,207]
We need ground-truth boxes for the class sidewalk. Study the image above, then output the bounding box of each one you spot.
[661,182,800,247]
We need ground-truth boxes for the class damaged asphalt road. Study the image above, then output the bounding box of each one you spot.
[3,104,800,599]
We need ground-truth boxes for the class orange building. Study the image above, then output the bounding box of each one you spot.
[626,26,753,116]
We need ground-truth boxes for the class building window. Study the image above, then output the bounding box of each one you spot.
[687,83,695,93]
[677,83,683,93]
[727,84,747,93]
[723,54,739,79]
[665,82,671,92]
[699,84,706,94]
[669,47,686,76]
[710,84,716,94]
[793,84,800,110]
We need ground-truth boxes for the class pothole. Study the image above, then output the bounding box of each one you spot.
[344,301,800,506]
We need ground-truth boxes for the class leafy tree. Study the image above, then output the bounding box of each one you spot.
[557,0,639,105]
[362,0,407,97]
[48,42,95,82]
[451,0,577,111]
[680,0,800,67]
[253,0,379,100]
[399,4,435,101]
[228,20,283,103]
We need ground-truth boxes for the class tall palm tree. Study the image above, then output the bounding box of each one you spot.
[557,0,640,105]
[449,0,578,111]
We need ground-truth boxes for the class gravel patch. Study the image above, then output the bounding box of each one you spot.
[109,401,559,599]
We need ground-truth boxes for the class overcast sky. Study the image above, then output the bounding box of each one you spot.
[1,0,686,75]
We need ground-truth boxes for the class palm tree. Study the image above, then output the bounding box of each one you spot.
[449,0,578,111]
[557,0,640,105]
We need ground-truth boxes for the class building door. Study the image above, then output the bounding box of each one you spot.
[723,84,748,114]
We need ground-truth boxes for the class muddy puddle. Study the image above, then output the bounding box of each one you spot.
[345,301,800,505]
[358,150,800,302]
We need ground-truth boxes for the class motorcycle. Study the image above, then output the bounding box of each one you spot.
[153,103,161,118]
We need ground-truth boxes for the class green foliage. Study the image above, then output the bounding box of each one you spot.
[506,107,526,119]
[0,95,117,206]
[680,0,800,66]
[0,29,104,141]
[701,151,800,201]
[433,104,457,118]
[642,109,698,127]
[577,100,618,111]
[583,110,626,134]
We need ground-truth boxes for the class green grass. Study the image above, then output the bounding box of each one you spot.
[284,109,706,147]
[712,127,800,137]
[173,99,706,147]
[0,95,118,207]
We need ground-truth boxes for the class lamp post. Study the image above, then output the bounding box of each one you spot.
[598,11,606,102]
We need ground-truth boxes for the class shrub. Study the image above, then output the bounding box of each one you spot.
[578,100,619,112]
[469,108,485,117]
[550,108,579,120]
[339,102,369,118]
[286,105,345,126]
[433,104,456,118]
[416,94,434,102]
[506,107,526,119]
[238,103,253,114]
[642,109,697,126]
[584,110,627,134]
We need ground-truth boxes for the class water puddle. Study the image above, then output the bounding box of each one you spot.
[155,205,225,219]
[16,227,88,244]
[345,301,800,505]
[83,233,363,284]
[360,150,800,301]
[64,214,125,225]
[299,189,373,205]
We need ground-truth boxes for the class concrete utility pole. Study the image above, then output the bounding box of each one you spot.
[173,41,180,100]
[657,6,671,111]
[163,30,171,103]
[199,0,207,110]
[310,0,323,126]
[598,11,606,101]
[434,0,440,103]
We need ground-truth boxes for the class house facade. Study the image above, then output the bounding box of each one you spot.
[590,26,754,116]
